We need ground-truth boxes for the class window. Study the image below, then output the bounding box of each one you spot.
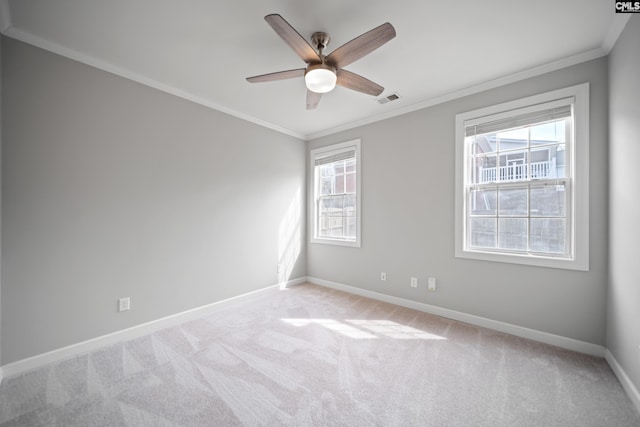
[310,140,361,247]
[455,84,589,270]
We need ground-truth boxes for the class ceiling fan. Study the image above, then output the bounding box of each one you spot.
[246,14,396,110]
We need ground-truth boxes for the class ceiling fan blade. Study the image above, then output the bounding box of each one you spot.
[306,90,322,110]
[246,68,305,83]
[326,22,396,68]
[265,14,321,64]
[336,69,384,96]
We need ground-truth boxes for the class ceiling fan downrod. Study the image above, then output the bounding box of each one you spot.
[311,32,330,60]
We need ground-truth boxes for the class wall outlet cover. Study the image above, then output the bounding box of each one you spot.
[118,297,131,312]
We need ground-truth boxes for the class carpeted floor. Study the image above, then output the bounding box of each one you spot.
[1,283,639,426]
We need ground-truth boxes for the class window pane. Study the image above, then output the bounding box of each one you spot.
[320,164,332,177]
[319,216,338,237]
[498,218,527,251]
[469,135,497,155]
[346,172,356,193]
[469,187,496,216]
[320,177,333,195]
[497,127,528,152]
[345,159,356,173]
[344,194,356,215]
[335,173,345,193]
[346,216,357,238]
[530,120,565,145]
[332,218,345,237]
[499,152,528,181]
[498,187,528,216]
[469,218,497,248]
[320,196,343,216]
[553,144,566,179]
[530,147,551,179]
[319,160,355,196]
[473,154,497,183]
[530,185,566,217]
[530,218,566,254]
[318,194,357,239]
[319,213,344,238]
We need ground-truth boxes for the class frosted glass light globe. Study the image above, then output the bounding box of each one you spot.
[305,64,337,93]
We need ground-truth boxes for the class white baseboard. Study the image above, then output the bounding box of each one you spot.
[606,349,640,414]
[0,277,307,382]
[0,275,618,387]
[307,276,606,357]
[2,276,638,415]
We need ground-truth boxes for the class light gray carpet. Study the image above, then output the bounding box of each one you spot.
[1,283,638,426]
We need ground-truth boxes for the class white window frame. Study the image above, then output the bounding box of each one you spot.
[454,83,589,271]
[310,139,362,247]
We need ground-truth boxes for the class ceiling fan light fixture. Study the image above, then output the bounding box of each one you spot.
[305,64,337,93]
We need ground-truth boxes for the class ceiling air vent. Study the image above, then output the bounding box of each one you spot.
[377,92,400,104]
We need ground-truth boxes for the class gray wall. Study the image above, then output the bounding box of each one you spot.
[0,34,3,367]
[0,24,627,368]
[1,38,306,364]
[608,16,640,395]
[308,57,609,346]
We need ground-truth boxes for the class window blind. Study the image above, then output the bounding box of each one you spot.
[465,105,572,137]
[314,147,356,166]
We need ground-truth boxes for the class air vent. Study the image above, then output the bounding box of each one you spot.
[377,92,400,104]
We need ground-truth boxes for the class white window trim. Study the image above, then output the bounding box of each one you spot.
[310,139,362,247]
[454,83,589,271]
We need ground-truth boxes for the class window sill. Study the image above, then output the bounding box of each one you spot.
[455,248,588,271]
[310,237,361,248]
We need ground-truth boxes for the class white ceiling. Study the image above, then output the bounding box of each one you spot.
[0,0,630,139]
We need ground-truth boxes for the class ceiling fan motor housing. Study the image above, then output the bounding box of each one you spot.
[311,32,331,53]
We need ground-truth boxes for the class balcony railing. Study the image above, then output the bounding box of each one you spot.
[479,161,550,183]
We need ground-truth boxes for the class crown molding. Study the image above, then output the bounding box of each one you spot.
[2,25,307,140]
[0,3,629,141]
[307,47,606,140]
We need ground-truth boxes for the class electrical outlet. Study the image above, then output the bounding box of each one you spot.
[118,297,130,312]
[410,277,418,288]
[380,272,387,281]
[428,277,437,291]
[277,263,282,274]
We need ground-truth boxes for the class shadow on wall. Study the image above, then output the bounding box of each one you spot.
[278,186,302,284]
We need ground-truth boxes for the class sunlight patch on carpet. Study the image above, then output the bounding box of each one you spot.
[346,319,447,340]
[282,318,447,340]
